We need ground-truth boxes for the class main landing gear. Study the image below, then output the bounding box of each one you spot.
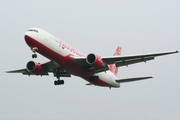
[54,69,64,86]
[54,80,64,85]
[89,76,99,81]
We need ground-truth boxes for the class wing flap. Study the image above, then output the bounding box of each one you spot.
[115,56,154,67]
[116,76,153,83]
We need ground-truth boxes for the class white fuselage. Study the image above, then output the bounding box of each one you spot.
[25,28,120,88]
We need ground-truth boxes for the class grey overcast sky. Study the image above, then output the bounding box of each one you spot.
[0,0,180,120]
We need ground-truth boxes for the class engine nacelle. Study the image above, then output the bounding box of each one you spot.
[26,61,43,75]
[86,53,104,68]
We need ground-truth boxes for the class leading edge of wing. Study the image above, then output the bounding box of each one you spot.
[5,68,49,75]
[116,76,153,83]
[102,50,178,64]
[6,68,27,73]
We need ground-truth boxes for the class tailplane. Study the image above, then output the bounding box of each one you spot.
[115,76,153,83]
[109,46,121,76]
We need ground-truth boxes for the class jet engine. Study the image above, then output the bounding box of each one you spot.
[86,53,104,68]
[26,61,43,75]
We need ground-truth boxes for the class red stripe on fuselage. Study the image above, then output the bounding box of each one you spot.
[24,35,113,87]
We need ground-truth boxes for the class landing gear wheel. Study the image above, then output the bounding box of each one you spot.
[54,80,64,85]
[32,54,37,58]
[54,81,58,85]
[61,80,64,85]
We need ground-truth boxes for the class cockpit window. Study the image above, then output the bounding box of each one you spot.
[28,29,38,33]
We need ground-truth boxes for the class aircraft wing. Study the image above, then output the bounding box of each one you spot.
[102,51,178,65]
[72,51,178,69]
[6,61,71,77]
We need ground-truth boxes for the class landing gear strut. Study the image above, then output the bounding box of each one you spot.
[54,69,64,86]
[89,76,99,81]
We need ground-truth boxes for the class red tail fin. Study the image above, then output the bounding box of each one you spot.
[109,46,121,76]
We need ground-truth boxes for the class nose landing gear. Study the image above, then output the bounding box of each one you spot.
[32,53,37,58]
[31,47,38,58]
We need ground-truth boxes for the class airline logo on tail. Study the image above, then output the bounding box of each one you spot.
[109,46,121,76]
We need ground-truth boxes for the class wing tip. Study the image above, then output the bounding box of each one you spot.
[148,77,153,79]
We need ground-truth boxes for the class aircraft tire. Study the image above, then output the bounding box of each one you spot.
[54,81,58,85]
[54,80,64,85]
[32,54,37,58]
[61,80,64,85]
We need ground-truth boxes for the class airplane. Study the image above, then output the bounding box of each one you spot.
[6,28,178,88]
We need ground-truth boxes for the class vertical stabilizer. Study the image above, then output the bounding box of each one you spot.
[108,46,121,76]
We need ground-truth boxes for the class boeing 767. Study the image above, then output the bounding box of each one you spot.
[6,28,178,88]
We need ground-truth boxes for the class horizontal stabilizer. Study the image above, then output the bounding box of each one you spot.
[115,76,153,83]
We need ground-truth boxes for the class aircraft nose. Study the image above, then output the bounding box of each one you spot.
[24,30,38,47]
[24,33,33,47]
[24,31,29,39]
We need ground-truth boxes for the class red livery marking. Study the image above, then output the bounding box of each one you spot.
[60,41,84,56]
[109,46,121,76]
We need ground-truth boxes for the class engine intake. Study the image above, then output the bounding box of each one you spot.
[26,61,43,75]
[86,53,104,68]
